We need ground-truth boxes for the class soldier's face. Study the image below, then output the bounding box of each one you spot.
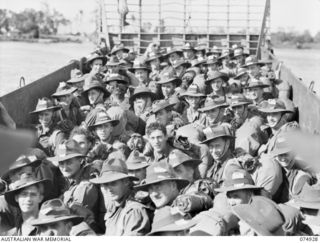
[267,112,282,129]
[95,123,113,142]
[100,179,129,202]
[91,59,103,74]
[115,50,124,60]
[155,109,171,126]
[58,158,82,179]
[149,181,178,208]
[9,166,34,182]
[128,168,146,183]
[248,64,260,77]
[247,87,263,101]
[56,94,73,108]
[148,129,167,153]
[208,138,229,160]
[161,82,175,98]
[71,134,91,155]
[88,89,103,105]
[38,220,73,236]
[15,185,43,214]
[169,53,180,64]
[208,63,219,72]
[108,65,120,74]
[135,70,148,84]
[186,96,201,109]
[206,108,223,123]
[134,96,148,114]
[233,105,247,119]
[226,189,252,207]
[38,111,54,128]
[183,50,195,60]
[210,79,223,92]
[173,164,194,182]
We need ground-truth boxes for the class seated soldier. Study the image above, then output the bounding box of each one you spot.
[206,46,221,59]
[51,140,100,233]
[90,157,151,235]
[145,51,162,82]
[52,82,83,126]
[148,206,197,236]
[144,122,174,163]
[81,75,110,113]
[198,96,230,128]
[173,59,191,78]
[135,162,189,209]
[30,98,66,157]
[243,78,270,105]
[146,101,185,138]
[258,99,298,155]
[229,94,267,156]
[130,86,156,122]
[231,45,249,69]
[162,47,183,66]
[180,84,206,124]
[205,56,221,73]
[182,43,197,62]
[195,45,207,60]
[103,74,130,109]
[129,58,152,87]
[87,110,120,161]
[85,53,108,77]
[205,71,230,100]
[218,49,236,77]
[69,126,95,159]
[241,55,264,80]
[31,198,90,236]
[4,175,51,236]
[233,67,250,91]
[110,43,129,61]
[168,149,214,216]
[200,124,236,184]
[232,196,285,236]
[66,68,86,105]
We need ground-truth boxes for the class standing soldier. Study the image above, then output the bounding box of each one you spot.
[243,79,270,106]
[182,43,197,62]
[90,157,151,235]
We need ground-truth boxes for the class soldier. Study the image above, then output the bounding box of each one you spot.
[218,49,236,76]
[231,46,249,68]
[52,82,83,126]
[162,47,183,66]
[243,79,270,105]
[66,69,87,106]
[110,43,130,61]
[147,206,197,236]
[200,124,236,184]
[51,140,101,233]
[173,59,191,78]
[30,98,66,157]
[87,110,120,161]
[130,86,156,122]
[90,157,151,235]
[205,56,221,73]
[198,96,230,128]
[103,74,130,109]
[229,93,266,156]
[194,45,207,60]
[241,55,264,79]
[180,84,206,124]
[85,53,108,77]
[126,151,149,184]
[145,52,162,81]
[135,162,189,209]
[206,46,221,59]
[182,43,196,61]
[232,196,285,235]
[145,122,175,163]
[168,149,214,215]
[158,70,182,100]
[3,175,51,236]
[30,198,85,236]
[205,70,230,100]
[129,58,152,87]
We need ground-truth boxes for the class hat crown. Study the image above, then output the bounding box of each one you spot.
[107,55,120,64]
[230,94,251,106]
[203,96,228,108]
[152,99,171,113]
[211,46,221,53]
[294,184,320,204]
[168,149,193,167]
[56,140,82,157]
[151,206,192,232]
[186,83,201,94]
[132,58,148,68]
[126,150,148,165]
[100,157,129,175]
[106,74,128,83]
[145,162,177,183]
[8,174,39,190]
[207,70,227,81]
[234,48,244,56]
[55,82,75,93]
[259,99,286,111]
[39,199,71,218]
[133,86,153,95]
[182,42,194,49]
[223,169,255,188]
[94,111,114,125]
[35,98,56,111]
[203,124,233,141]
[245,55,258,64]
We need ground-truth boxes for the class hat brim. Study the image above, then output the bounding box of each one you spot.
[200,134,234,144]
[67,77,85,84]
[215,185,262,193]
[5,179,52,207]
[232,53,249,59]
[171,159,202,168]
[51,153,85,163]
[291,198,320,210]
[90,172,138,184]
[258,108,293,114]
[129,91,157,103]
[163,50,183,58]
[89,119,120,128]
[180,92,206,98]
[30,106,61,115]
[241,62,264,68]
[205,75,229,84]
[111,47,130,55]
[230,101,252,108]
[270,147,291,157]
[146,55,163,63]
[151,103,175,114]
[135,178,189,192]
[129,67,151,73]
[147,219,197,236]
[157,78,182,86]
[199,104,229,112]
[232,204,274,236]
[127,163,149,171]
[86,56,108,66]
[244,84,269,89]
[52,87,78,97]
[234,72,248,79]
[31,215,84,226]
[82,86,110,98]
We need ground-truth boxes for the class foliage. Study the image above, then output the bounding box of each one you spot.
[271,29,318,45]
[0,6,70,37]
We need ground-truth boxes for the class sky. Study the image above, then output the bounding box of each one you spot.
[2,0,320,35]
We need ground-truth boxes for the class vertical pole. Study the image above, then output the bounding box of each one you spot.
[158,0,161,46]
[139,0,142,53]
[226,0,230,49]
[118,0,122,42]
[246,0,250,53]
[256,0,270,59]
[183,0,187,44]
[206,0,210,48]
